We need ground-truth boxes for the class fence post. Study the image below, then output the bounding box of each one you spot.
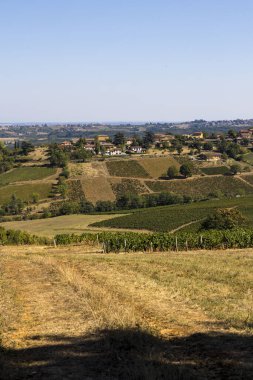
[53,239,57,248]
[185,239,188,251]
[175,236,178,252]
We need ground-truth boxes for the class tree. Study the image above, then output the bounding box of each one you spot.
[203,142,213,151]
[143,132,155,148]
[176,145,183,155]
[228,129,238,139]
[31,192,39,204]
[201,208,245,230]
[113,132,125,146]
[3,194,24,215]
[75,138,86,148]
[48,144,68,167]
[230,164,241,175]
[21,141,34,156]
[180,164,192,178]
[167,166,178,179]
[94,137,101,155]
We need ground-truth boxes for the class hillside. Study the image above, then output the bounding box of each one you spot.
[67,157,253,204]
[1,152,253,224]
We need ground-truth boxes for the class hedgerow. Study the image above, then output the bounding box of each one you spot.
[0,226,51,245]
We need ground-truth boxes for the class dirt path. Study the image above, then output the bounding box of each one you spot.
[237,175,253,189]
[0,249,252,379]
[170,218,205,233]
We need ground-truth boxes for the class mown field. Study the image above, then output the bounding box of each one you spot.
[0,183,53,204]
[0,166,56,186]
[92,197,253,232]
[0,248,252,379]
[0,213,127,237]
[146,176,253,198]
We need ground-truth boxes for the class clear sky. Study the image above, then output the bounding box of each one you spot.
[0,0,253,122]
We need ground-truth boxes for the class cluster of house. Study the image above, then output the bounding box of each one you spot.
[238,128,253,140]
[59,135,146,156]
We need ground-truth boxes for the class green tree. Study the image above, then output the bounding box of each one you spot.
[113,132,126,146]
[31,192,39,204]
[21,141,34,155]
[203,142,213,151]
[230,164,241,175]
[180,164,192,178]
[94,137,101,155]
[48,144,68,167]
[143,132,155,148]
[201,208,245,230]
[167,166,178,179]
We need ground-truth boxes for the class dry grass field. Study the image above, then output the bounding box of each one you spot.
[0,247,252,379]
[81,177,116,203]
[138,156,180,178]
[0,214,128,237]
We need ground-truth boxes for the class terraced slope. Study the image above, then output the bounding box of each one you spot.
[146,176,253,198]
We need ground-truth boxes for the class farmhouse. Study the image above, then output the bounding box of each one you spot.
[239,129,253,139]
[105,149,124,156]
[192,132,204,139]
[59,141,72,148]
[128,146,145,154]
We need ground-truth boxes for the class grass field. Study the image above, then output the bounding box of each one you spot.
[0,213,127,237]
[201,166,230,175]
[92,196,253,232]
[0,247,252,379]
[0,183,52,204]
[146,176,253,198]
[0,167,56,186]
[243,152,253,165]
[138,156,180,178]
[106,160,150,178]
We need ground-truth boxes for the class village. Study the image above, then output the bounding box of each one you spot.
[57,128,253,164]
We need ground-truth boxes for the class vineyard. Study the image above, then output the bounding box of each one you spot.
[106,160,150,178]
[110,178,147,197]
[55,228,253,252]
[146,176,253,198]
[92,197,253,232]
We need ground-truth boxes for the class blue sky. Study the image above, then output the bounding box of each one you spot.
[0,0,253,122]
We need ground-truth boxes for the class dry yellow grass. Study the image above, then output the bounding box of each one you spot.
[138,156,180,178]
[0,214,127,237]
[0,247,252,379]
[81,177,116,203]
